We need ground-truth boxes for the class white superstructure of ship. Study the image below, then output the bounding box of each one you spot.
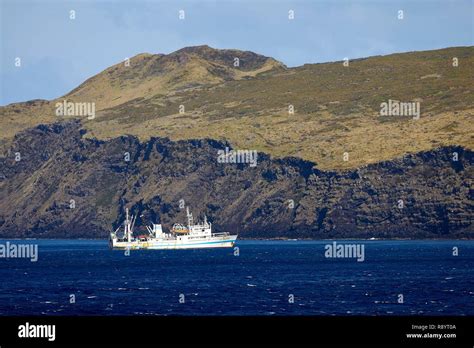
[109,207,237,250]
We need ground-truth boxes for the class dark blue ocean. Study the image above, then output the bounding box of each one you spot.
[0,240,473,315]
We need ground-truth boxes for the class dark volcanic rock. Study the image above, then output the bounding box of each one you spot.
[0,121,472,239]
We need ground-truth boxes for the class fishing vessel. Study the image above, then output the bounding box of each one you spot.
[109,207,237,250]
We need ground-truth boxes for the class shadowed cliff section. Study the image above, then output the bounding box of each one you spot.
[0,121,472,239]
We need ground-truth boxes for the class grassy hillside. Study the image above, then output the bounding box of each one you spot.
[1,46,473,170]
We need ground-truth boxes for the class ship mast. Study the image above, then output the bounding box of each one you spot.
[186,207,193,229]
[130,213,137,236]
[125,208,133,242]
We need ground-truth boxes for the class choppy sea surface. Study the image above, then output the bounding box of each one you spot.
[0,240,473,315]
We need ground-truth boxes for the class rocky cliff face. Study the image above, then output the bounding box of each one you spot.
[0,121,472,239]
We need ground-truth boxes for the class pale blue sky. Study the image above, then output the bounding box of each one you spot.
[1,0,473,105]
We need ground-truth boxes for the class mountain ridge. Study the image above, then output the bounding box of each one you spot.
[62,45,285,111]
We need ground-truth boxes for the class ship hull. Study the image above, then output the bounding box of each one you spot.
[110,235,237,250]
